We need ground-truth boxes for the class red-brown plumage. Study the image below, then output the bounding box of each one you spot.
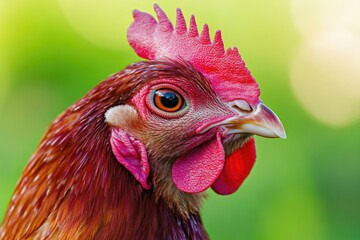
[0,61,210,239]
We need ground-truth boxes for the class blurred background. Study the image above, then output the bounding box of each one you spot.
[0,0,359,239]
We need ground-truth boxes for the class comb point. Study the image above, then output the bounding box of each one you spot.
[225,47,232,55]
[154,4,173,31]
[133,9,154,21]
[200,24,211,44]
[133,9,140,18]
[213,30,225,55]
[233,47,241,57]
[189,15,199,37]
[176,8,187,34]
[226,47,244,64]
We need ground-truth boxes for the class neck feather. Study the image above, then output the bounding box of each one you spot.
[1,71,208,239]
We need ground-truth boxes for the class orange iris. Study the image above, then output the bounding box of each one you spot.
[153,89,184,112]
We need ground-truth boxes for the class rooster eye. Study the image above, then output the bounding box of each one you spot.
[153,89,185,112]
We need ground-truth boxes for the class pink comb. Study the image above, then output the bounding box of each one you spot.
[127,4,260,104]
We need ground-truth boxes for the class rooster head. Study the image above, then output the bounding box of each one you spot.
[105,5,285,207]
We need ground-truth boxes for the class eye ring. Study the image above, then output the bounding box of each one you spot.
[153,88,184,112]
[147,84,190,119]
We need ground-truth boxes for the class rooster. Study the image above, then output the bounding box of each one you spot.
[0,5,285,240]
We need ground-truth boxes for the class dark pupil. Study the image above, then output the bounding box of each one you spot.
[160,92,179,108]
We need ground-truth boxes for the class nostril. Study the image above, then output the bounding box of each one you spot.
[231,105,243,113]
[232,105,251,113]
[229,100,252,113]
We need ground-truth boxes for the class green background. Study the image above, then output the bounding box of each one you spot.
[1,1,359,239]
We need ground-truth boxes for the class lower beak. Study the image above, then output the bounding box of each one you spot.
[226,102,286,139]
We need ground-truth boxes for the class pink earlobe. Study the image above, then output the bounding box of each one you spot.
[110,128,152,190]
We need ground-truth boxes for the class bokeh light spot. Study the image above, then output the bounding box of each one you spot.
[291,0,360,127]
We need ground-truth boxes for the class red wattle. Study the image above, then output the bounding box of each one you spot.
[172,133,225,193]
[211,138,256,195]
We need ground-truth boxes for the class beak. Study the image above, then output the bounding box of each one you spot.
[225,101,286,138]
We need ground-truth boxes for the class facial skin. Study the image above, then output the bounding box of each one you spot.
[105,59,285,214]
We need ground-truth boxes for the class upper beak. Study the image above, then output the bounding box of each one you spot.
[225,101,286,139]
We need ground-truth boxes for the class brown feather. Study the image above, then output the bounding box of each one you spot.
[0,60,209,239]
